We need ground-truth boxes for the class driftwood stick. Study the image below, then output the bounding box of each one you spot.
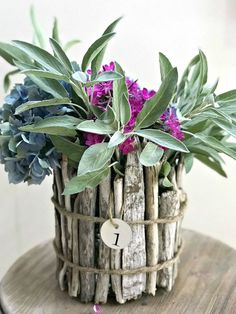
[52,172,63,279]
[145,164,159,295]
[71,194,80,296]
[174,158,186,280]
[122,150,146,301]
[95,171,111,304]
[61,156,73,296]
[79,187,97,303]
[111,176,125,304]
[157,187,180,291]
[54,167,67,291]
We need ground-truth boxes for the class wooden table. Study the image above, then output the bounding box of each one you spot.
[0,229,236,314]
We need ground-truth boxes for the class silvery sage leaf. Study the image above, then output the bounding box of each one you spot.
[63,166,109,195]
[78,142,114,175]
[135,67,178,129]
[139,142,163,167]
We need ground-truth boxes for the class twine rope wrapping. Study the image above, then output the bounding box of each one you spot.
[51,197,187,225]
[53,239,184,275]
[52,196,186,275]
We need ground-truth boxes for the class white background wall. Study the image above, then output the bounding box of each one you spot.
[0,0,236,279]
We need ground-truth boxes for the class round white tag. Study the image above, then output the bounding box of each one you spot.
[100,219,132,250]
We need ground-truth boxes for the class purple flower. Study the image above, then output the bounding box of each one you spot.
[160,107,184,141]
[93,304,101,314]
[119,137,135,155]
[84,132,104,146]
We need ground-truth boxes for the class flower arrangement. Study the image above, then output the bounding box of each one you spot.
[1,10,236,304]
[1,14,235,191]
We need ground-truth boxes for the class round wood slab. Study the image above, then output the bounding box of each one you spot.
[1,229,236,314]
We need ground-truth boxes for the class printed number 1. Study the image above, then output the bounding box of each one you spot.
[113,233,120,246]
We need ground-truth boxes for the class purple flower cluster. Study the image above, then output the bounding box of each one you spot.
[160,107,184,141]
[85,62,155,154]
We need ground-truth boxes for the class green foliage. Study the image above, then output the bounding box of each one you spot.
[135,68,178,129]
[112,62,131,125]
[159,52,173,81]
[63,166,109,195]
[77,143,114,175]
[77,119,117,135]
[134,129,189,152]
[30,6,45,48]
[139,142,163,167]
[91,17,122,79]
[50,136,85,162]
[15,98,72,114]
[19,115,81,137]
[81,32,116,72]
[3,69,20,92]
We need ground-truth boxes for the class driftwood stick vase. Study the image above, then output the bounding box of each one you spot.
[52,152,187,304]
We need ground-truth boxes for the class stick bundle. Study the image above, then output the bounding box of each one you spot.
[53,154,185,304]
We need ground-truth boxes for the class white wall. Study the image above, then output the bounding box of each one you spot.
[0,0,236,278]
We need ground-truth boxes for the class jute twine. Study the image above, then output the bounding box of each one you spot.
[53,239,183,275]
[51,196,186,274]
[51,197,187,225]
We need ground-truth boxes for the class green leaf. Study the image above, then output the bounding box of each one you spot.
[64,39,81,52]
[77,119,117,135]
[162,177,173,187]
[120,93,131,125]
[176,54,199,98]
[78,143,114,175]
[50,135,85,162]
[49,38,73,72]
[63,166,109,195]
[0,135,10,145]
[193,133,236,160]
[212,118,236,138]
[72,71,87,83]
[139,142,164,166]
[162,161,171,177]
[187,143,224,164]
[100,106,116,125]
[52,18,60,43]
[112,62,130,124]
[135,129,189,153]
[13,40,67,74]
[218,101,236,114]
[196,154,227,177]
[0,42,32,65]
[81,32,115,72]
[15,98,71,114]
[95,71,123,82]
[198,50,208,90]
[21,69,69,81]
[216,90,236,103]
[91,17,122,79]
[28,76,69,98]
[159,52,173,81]
[108,131,126,148]
[19,115,81,137]
[161,161,173,187]
[3,69,20,92]
[30,6,45,48]
[135,68,178,129]
[184,153,194,173]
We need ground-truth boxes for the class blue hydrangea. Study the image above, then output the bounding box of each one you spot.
[0,78,70,184]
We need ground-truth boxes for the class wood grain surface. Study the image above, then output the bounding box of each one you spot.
[1,229,236,314]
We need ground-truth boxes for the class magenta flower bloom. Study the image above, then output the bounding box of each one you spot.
[160,107,184,141]
[93,304,101,314]
[84,132,104,146]
[119,137,135,155]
